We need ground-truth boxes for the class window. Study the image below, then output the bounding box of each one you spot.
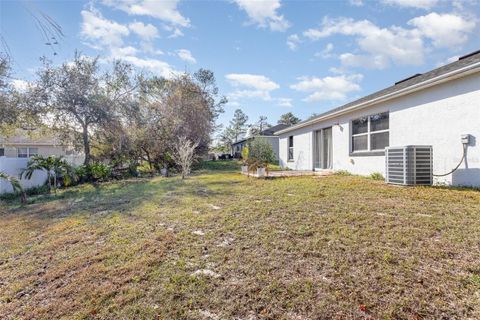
[288,136,294,161]
[17,148,28,158]
[17,147,38,158]
[351,112,389,153]
[0,148,4,157]
[29,148,39,157]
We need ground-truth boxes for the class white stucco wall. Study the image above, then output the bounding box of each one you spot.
[0,157,48,194]
[279,72,480,187]
[262,136,280,160]
[0,155,84,194]
[1,145,68,158]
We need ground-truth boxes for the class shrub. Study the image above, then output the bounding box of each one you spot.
[334,170,352,176]
[76,163,112,182]
[370,172,385,180]
[241,146,249,164]
[248,138,275,166]
[0,184,49,202]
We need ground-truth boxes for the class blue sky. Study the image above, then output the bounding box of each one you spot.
[1,0,479,130]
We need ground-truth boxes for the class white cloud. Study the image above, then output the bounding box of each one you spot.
[176,49,196,64]
[349,0,364,6]
[290,74,363,102]
[81,7,178,79]
[226,73,280,101]
[128,21,159,41]
[436,55,460,67]
[408,13,476,48]
[382,0,438,9]
[121,55,179,78]
[102,0,190,27]
[226,73,280,91]
[168,28,184,38]
[286,34,300,50]
[110,46,139,57]
[277,97,293,107]
[234,0,290,32]
[304,17,425,68]
[11,79,30,92]
[302,12,477,70]
[314,43,334,59]
[339,53,389,69]
[80,9,130,48]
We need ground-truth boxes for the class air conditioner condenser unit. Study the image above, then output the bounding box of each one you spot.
[385,146,433,186]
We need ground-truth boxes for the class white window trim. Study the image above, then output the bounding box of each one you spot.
[351,112,389,153]
[17,147,39,158]
[287,136,294,161]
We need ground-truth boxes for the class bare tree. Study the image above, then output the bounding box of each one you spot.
[173,136,199,179]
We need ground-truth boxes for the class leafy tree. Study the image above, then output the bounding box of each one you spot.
[249,116,271,136]
[22,155,76,194]
[25,52,137,165]
[248,138,275,164]
[0,171,27,203]
[219,108,249,151]
[278,112,301,125]
[137,70,226,169]
[0,54,20,133]
[228,109,249,141]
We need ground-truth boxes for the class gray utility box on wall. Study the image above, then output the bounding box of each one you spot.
[385,146,433,186]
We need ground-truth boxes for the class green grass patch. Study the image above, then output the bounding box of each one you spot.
[1,167,479,319]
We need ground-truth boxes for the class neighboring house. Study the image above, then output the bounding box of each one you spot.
[231,124,290,159]
[0,130,72,159]
[0,130,84,194]
[276,50,480,187]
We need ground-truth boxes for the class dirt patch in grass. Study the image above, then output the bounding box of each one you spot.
[1,167,480,319]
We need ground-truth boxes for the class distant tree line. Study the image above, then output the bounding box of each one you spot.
[218,109,301,152]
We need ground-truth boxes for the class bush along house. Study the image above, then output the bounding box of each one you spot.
[231,124,290,160]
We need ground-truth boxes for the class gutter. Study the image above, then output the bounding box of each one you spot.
[276,61,480,135]
[1,142,61,146]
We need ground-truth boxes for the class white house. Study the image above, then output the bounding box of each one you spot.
[0,129,84,194]
[231,124,290,159]
[276,50,480,187]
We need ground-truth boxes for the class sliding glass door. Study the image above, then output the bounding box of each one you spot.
[314,127,332,170]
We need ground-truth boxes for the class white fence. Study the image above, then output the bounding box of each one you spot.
[0,155,84,194]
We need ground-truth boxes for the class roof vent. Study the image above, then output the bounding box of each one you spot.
[395,73,422,85]
[458,49,480,61]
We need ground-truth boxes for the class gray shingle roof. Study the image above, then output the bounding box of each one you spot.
[279,50,480,134]
[259,123,290,135]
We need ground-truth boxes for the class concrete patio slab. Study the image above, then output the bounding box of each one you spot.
[241,170,333,178]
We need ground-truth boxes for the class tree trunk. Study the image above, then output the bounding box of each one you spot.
[47,172,52,193]
[20,192,27,204]
[53,173,57,195]
[83,125,90,166]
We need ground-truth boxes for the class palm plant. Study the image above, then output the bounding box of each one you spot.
[0,171,27,203]
[22,155,77,194]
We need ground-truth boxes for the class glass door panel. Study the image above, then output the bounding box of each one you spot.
[314,127,332,170]
[322,127,332,169]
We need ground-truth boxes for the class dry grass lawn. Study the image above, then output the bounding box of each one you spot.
[1,161,479,319]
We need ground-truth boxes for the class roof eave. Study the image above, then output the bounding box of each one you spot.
[275,61,480,135]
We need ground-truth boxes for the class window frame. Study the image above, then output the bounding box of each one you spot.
[0,148,4,157]
[17,147,38,158]
[350,112,389,156]
[287,136,294,161]
[28,147,39,157]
